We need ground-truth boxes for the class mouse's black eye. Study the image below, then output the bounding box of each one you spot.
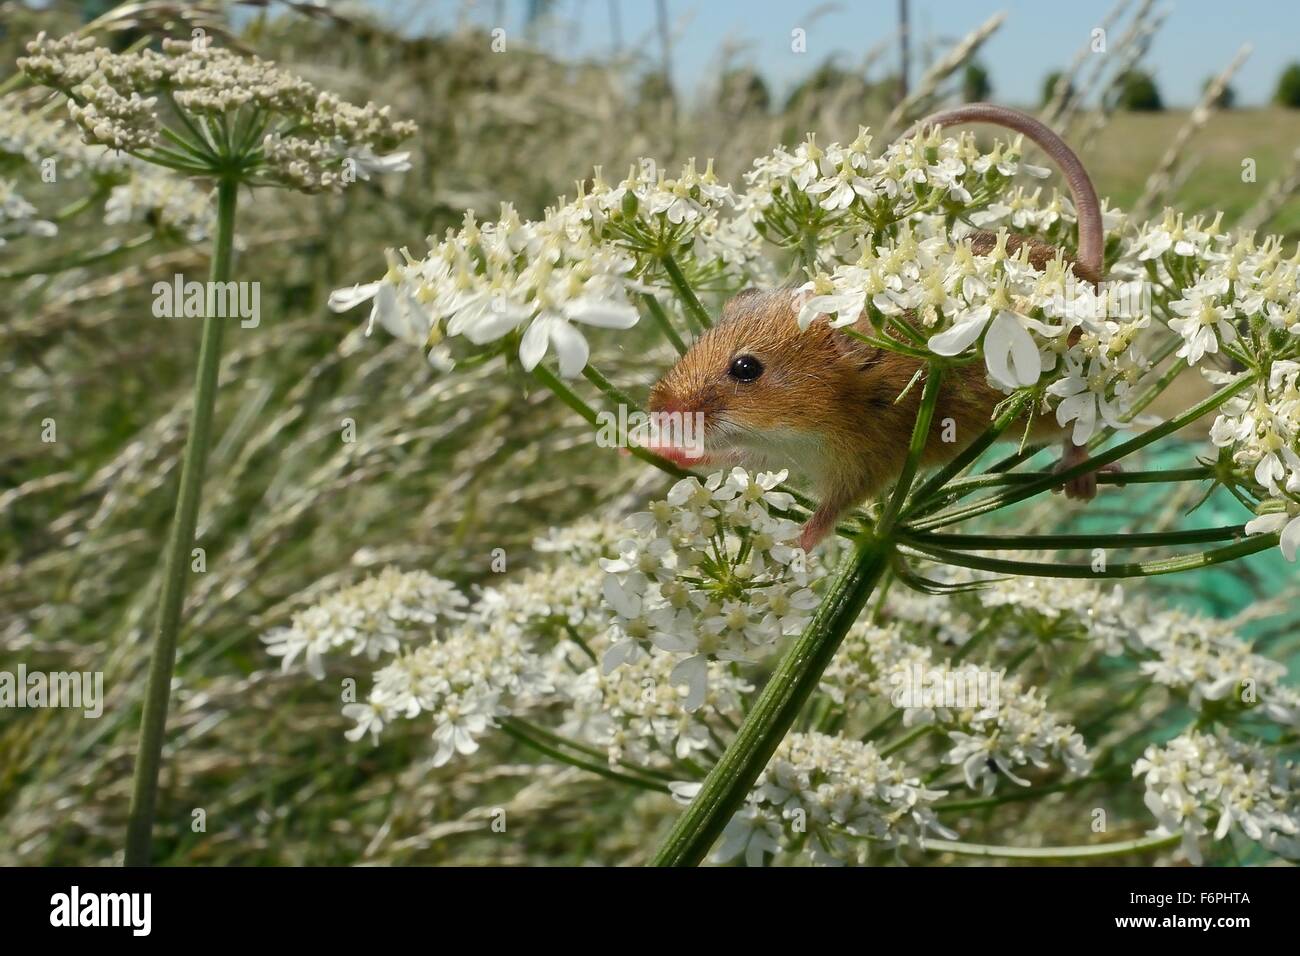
[728,354,764,382]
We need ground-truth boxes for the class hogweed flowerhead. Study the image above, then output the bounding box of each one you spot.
[599,468,819,710]
[262,567,468,680]
[708,732,956,866]
[559,648,751,770]
[19,32,415,191]
[1134,730,1300,864]
[0,177,57,246]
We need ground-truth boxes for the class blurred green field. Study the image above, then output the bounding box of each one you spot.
[1091,108,1300,238]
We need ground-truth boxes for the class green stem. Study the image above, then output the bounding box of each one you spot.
[499,719,671,792]
[906,395,1023,512]
[934,466,1211,498]
[842,327,934,361]
[660,254,712,331]
[934,767,1127,812]
[507,712,680,782]
[0,233,154,282]
[650,537,893,865]
[879,366,945,530]
[124,177,239,867]
[649,364,944,867]
[879,724,934,758]
[901,532,1277,578]
[531,363,690,479]
[911,373,1257,532]
[903,524,1247,551]
[918,832,1180,860]
[581,364,639,411]
[641,293,688,354]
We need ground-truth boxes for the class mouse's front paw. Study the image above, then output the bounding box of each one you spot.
[799,506,840,552]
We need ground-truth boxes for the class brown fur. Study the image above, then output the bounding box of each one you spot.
[650,236,1066,543]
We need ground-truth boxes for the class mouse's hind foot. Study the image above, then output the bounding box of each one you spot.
[1053,440,1121,500]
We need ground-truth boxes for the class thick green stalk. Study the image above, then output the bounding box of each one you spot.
[649,537,893,865]
[124,177,238,866]
[650,366,944,866]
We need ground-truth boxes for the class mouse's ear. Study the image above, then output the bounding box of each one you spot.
[826,315,887,372]
[719,287,765,324]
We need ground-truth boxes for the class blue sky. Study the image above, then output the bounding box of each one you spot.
[376,0,1300,107]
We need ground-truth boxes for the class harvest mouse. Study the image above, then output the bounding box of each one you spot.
[648,104,1110,551]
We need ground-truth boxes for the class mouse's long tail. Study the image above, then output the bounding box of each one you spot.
[902,103,1103,285]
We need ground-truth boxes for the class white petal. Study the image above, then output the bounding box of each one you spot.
[368,282,399,337]
[565,299,639,329]
[669,655,708,712]
[549,320,591,377]
[464,302,529,344]
[986,311,1042,389]
[518,316,553,371]
[601,574,640,619]
[1244,513,1287,536]
[927,312,989,356]
[327,281,379,312]
[1281,516,1300,562]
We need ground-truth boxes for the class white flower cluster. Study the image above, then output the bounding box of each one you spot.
[477,560,607,633]
[708,732,955,866]
[1135,610,1300,727]
[262,566,467,679]
[1134,730,1300,864]
[794,218,1152,436]
[892,566,1298,728]
[0,95,126,177]
[261,506,1297,865]
[969,574,1132,655]
[103,161,214,242]
[348,615,551,765]
[738,127,1046,245]
[1126,211,1300,365]
[599,468,818,710]
[823,621,1092,794]
[262,566,551,765]
[329,202,642,376]
[0,177,57,247]
[1120,214,1300,561]
[559,648,750,770]
[943,674,1092,794]
[1212,361,1300,561]
[328,154,759,377]
[532,516,626,561]
[19,33,415,192]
